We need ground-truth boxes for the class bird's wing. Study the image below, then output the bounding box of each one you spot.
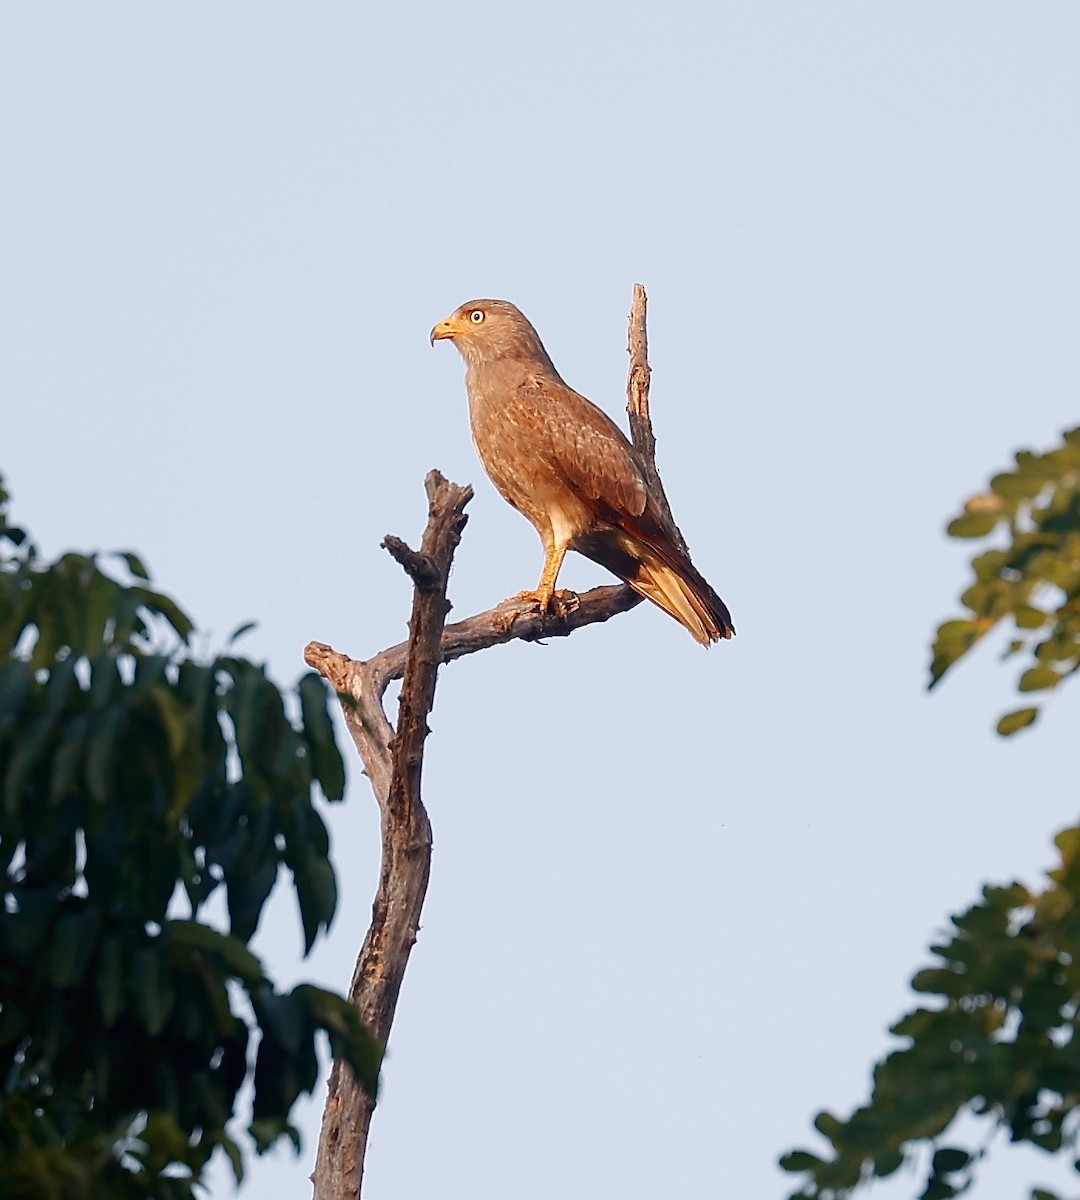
[532,379,649,519]
[534,378,705,576]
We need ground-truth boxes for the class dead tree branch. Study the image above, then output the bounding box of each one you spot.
[307,285,676,1199]
[307,470,470,1200]
[625,282,690,556]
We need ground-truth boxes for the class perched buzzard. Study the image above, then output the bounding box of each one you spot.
[431,299,733,645]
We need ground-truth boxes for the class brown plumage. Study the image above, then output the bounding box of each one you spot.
[430,299,734,645]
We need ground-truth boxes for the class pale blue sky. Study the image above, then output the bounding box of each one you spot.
[3,4,1080,1198]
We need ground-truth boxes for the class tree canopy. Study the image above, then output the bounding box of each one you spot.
[783,426,1080,1200]
[0,476,379,1199]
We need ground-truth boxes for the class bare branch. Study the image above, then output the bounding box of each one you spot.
[626,281,655,461]
[303,643,394,805]
[364,583,643,694]
[625,282,689,556]
[380,536,439,589]
[308,470,470,1200]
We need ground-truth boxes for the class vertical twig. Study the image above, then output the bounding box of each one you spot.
[625,282,689,555]
[625,282,656,470]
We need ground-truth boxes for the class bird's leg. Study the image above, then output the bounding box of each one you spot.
[514,541,568,613]
[535,542,567,611]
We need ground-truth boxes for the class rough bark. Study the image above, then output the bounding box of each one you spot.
[308,285,676,1199]
[625,282,691,555]
[307,470,470,1200]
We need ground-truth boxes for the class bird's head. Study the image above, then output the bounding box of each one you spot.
[430,299,556,372]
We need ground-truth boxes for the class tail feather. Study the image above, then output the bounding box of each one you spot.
[573,529,734,645]
[630,553,734,646]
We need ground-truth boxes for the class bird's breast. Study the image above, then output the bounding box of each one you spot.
[467,383,594,542]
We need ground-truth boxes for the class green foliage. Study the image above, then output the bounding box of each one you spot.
[781,848,1080,1199]
[782,428,1080,1197]
[0,477,380,1198]
[929,426,1080,735]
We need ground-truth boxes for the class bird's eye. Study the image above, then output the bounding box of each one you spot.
[470,309,485,324]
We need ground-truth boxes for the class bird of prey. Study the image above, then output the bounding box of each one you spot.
[430,299,734,645]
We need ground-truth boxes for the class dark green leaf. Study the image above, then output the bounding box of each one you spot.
[249,1117,301,1155]
[911,966,966,996]
[216,1133,245,1184]
[168,919,265,986]
[115,550,151,581]
[227,856,279,944]
[298,671,346,802]
[252,988,306,1054]
[132,943,176,1035]
[932,1147,971,1173]
[779,1150,823,1173]
[813,1110,843,1141]
[227,620,257,646]
[87,706,125,802]
[876,1147,904,1177]
[136,586,195,642]
[295,858,338,953]
[293,984,381,1099]
[97,935,125,1026]
[47,907,102,987]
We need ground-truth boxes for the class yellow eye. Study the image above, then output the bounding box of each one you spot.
[470,309,485,324]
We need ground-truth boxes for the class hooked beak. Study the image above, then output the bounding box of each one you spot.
[429,315,467,346]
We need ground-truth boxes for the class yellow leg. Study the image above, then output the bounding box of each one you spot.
[515,542,568,612]
[535,542,568,610]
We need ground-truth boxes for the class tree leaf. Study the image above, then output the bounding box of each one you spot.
[298,671,346,802]
[115,550,151,581]
[1018,666,1062,693]
[779,1149,824,1173]
[947,513,1001,539]
[168,919,265,986]
[932,1147,971,1173]
[132,943,176,1036]
[227,620,257,646]
[996,706,1039,737]
[990,472,1046,500]
[294,858,338,954]
[97,935,126,1026]
[48,907,103,987]
[1014,605,1050,630]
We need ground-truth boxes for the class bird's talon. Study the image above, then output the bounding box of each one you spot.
[511,589,547,608]
[506,588,579,622]
[552,589,579,615]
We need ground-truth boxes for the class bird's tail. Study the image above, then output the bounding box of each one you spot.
[628,551,735,646]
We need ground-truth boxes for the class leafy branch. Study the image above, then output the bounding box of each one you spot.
[929,425,1080,735]
[781,831,1080,1200]
[0,480,379,1199]
[782,423,1080,1200]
